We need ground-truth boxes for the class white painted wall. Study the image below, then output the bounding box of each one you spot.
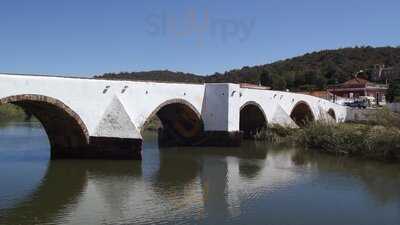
[201,83,241,132]
[201,83,230,131]
[0,74,348,140]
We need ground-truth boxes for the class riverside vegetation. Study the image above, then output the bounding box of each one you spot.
[0,104,32,124]
[255,108,400,161]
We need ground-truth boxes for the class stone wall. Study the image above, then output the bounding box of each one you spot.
[387,103,400,113]
[345,108,376,122]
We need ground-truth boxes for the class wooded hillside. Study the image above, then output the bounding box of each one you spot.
[96,46,400,91]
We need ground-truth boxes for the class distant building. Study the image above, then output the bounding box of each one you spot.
[327,77,388,103]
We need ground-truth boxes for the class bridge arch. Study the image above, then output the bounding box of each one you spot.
[240,101,267,139]
[0,94,89,158]
[290,101,315,127]
[142,99,204,146]
[327,108,336,121]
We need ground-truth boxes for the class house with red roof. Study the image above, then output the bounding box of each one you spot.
[327,77,388,103]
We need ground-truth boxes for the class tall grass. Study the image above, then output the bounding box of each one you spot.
[254,124,299,144]
[298,122,400,160]
[254,109,400,161]
[365,107,400,128]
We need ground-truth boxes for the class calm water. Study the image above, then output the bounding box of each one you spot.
[0,122,399,225]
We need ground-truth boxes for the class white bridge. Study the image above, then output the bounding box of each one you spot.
[0,74,347,159]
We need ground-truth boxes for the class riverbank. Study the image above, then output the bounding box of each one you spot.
[255,109,400,162]
[298,122,400,161]
[0,104,32,123]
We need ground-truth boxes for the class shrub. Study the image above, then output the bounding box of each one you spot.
[366,108,400,128]
[364,126,400,160]
[298,122,400,161]
[254,124,298,143]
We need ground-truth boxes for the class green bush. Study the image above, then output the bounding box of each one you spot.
[254,116,400,161]
[366,108,400,128]
[254,124,299,144]
[0,104,29,123]
[364,126,400,159]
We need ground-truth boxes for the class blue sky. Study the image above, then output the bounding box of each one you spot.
[0,0,399,77]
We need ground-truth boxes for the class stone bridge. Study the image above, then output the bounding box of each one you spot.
[0,74,347,159]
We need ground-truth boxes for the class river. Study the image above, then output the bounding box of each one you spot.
[0,122,399,225]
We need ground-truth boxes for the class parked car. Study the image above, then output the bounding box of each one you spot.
[344,100,368,109]
[359,96,375,106]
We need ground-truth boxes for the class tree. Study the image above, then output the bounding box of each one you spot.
[315,74,327,90]
[272,75,287,90]
[304,70,317,84]
[387,79,400,103]
[260,70,273,87]
[294,71,306,88]
[282,71,295,89]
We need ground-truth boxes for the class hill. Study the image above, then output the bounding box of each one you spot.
[96,46,400,91]
[96,70,204,83]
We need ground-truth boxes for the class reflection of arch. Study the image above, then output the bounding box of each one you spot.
[239,159,264,179]
[0,161,87,225]
[327,108,336,121]
[0,95,89,158]
[240,101,267,139]
[143,99,204,146]
[290,101,315,127]
[0,160,142,225]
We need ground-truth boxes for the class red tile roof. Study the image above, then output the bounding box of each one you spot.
[343,78,369,85]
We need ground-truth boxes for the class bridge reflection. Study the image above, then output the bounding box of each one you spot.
[1,143,399,224]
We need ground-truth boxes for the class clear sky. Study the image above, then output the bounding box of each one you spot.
[0,0,399,77]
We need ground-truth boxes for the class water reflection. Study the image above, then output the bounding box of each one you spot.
[238,142,267,180]
[201,157,229,223]
[0,161,142,225]
[0,123,399,225]
[0,161,87,224]
[292,150,400,205]
[148,142,268,224]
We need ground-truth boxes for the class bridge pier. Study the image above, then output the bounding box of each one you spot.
[51,137,142,160]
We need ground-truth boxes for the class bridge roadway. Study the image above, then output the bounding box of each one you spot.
[0,73,347,159]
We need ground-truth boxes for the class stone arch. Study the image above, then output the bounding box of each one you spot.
[240,101,268,139]
[143,99,204,146]
[0,94,89,158]
[327,108,336,121]
[290,101,315,127]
